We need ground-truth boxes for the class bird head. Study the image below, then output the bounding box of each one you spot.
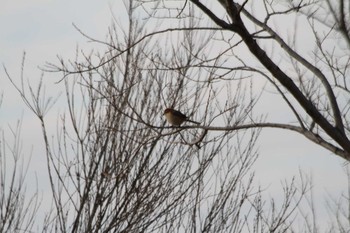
[163,108,173,115]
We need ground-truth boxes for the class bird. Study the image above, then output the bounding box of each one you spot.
[163,108,200,126]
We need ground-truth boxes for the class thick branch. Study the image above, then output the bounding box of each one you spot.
[238,5,345,135]
[239,25,350,157]
[190,0,236,30]
[191,0,350,157]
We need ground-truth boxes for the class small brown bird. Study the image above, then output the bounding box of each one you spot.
[163,108,200,126]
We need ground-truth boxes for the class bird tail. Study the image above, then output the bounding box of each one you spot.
[186,119,200,125]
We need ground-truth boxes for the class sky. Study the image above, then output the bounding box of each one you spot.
[0,0,348,230]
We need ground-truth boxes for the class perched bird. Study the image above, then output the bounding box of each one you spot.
[163,108,200,126]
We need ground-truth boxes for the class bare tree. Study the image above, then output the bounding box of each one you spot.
[59,0,348,161]
[3,0,350,232]
[325,166,350,232]
[182,0,350,160]
[0,103,40,232]
[46,0,350,160]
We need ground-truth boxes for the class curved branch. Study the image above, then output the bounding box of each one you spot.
[44,27,225,82]
[237,4,345,135]
[177,123,348,159]
[194,0,350,156]
[240,30,350,157]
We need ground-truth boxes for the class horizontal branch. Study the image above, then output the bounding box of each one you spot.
[172,122,348,160]
[189,0,350,158]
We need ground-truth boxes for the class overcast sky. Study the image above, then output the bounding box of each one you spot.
[1,0,348,229]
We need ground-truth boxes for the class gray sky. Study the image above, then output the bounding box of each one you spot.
[1,0,348,229]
